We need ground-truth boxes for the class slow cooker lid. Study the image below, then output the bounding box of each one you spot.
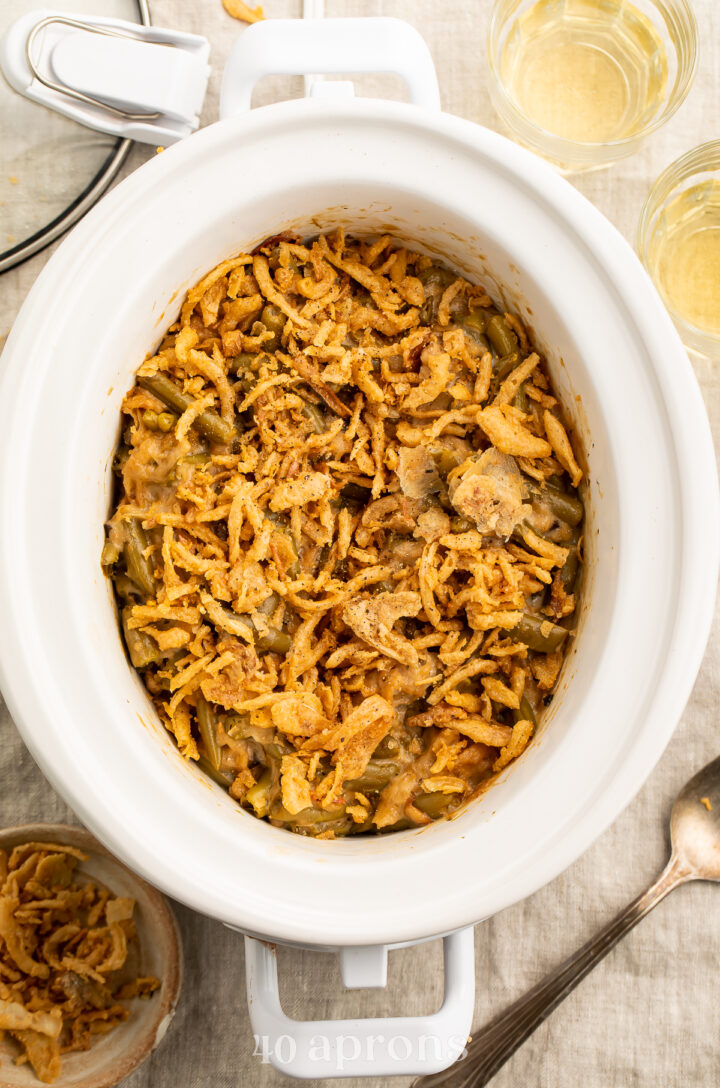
[0,0,148,274]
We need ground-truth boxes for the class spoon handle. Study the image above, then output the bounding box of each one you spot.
[413,855,689,1088]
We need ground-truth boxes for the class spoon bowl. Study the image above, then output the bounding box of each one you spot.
[670,754,720,880]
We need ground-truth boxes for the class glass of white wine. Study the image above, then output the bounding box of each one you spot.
[487,0,697,171]
[638,142,720,360]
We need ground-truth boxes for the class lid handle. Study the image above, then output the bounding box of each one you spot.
[0,11,211,145]
[49,27,207,124]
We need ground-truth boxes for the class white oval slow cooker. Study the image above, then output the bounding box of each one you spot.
[0,17,717,1080]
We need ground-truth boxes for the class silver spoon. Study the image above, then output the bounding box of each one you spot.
[413,754,720,1088]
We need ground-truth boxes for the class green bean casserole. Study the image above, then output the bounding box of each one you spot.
[103,231,584,837]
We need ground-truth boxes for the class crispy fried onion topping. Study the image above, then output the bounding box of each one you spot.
[106,231,584,837]
[0,843,159,1082]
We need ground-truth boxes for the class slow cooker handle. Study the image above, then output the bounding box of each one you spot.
[219,17,441,116]
[244,927,475,1078]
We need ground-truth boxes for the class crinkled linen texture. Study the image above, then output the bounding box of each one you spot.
[1,1,719,1085]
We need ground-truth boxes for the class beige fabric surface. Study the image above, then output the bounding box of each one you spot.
[1,1,719,1085]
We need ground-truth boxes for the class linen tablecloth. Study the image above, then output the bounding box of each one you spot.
[1,2,719,1084]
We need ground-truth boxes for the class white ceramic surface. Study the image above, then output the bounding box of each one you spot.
[0,28,717,963]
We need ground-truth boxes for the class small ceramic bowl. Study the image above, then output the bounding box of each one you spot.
[0,824,183,1088]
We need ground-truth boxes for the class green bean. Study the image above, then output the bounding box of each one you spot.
[295,806,346,827]
[450,516,475,533]
[138,375,187,413]
[261,303,286,334]
[414,792,455,817]
[550,490,584,528]
[166,451,210,485]
[257,593,281,616]
[526,480,583,527]
[560,537,581,590]
[101,538,120,571]
[344,760,399,793]
[299,818,353,837]
[380,817,415,832]
[269,800,337,826]
[225,713,252,740]
[196,755,234,788]
[494,351,521,382]
[207,602,255,642]
[347,817,376,835]
[513,695,537,726]
[245,769,272,817]
[429,445,467,477]
[265,741,292,764]
[260,304,286,350]
[487,314,518,356]
[255,628,292,655]
[138,374,236,446]
[512,383,529,413]
[461,310,486,334]
[196,695,222,771]
[417,265,455,289]
[229,351,256,374]
[417,265,456,323]
[458,312,489,350]
[512,518,546,549]
[510,614,569,653]
[373,735,400,758]
[122,518,156,598]
[319,818,354,836]
[120,607,162,668]
[156,412,176,433]
[179,452,212,469]
[301,400,327,434]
